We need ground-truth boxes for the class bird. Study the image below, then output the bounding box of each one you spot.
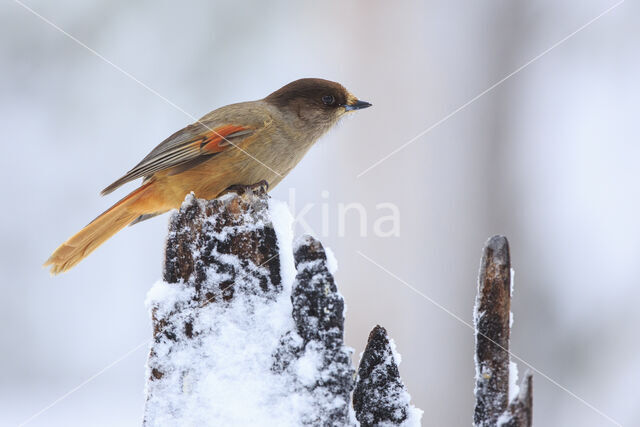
[44,78,371,274]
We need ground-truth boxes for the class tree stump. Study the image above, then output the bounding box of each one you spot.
[143,189,421,426]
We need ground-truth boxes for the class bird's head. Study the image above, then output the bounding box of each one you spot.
[265,78,371,135]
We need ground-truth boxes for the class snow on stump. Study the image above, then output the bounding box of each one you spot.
[143,188,416,426]
[498,373,533,427]
[144,188,292,426]
[273,235,355,425]
[474,235,533,427]
[353,325,422,426]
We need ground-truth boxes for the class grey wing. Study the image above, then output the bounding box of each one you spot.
[100,121,254,195]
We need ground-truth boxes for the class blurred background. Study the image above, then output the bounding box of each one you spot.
[1,0,638,425]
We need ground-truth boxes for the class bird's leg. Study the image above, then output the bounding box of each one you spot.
[221,180,269,196]
[249,180,270,193]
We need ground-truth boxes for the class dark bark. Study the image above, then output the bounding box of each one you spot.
[150,188,281,351]
[474,235,532,427]
[144,188,283,425]
[274,235,355,426]
[500,372,533,427]
[162,189,280,294]
[474,235,512,426]
[353,325,413,426]
[143,189,420,426]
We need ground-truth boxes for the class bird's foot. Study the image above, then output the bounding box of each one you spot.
[222,180,270,196]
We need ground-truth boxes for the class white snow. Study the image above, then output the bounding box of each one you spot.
[508,360,520,403]
[496,411,513,426]
[508,268,520,403]
[509,268,515,296]
[144,277,304,426]
[144,197,314,427]
[295,348,321,387]
[145,281,194,318]
[386,336,424,427]
[269,198,297,293]
[324,245,339,274]
[144,196,421,426]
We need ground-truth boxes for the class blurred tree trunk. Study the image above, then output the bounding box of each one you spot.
[474,236,532,427]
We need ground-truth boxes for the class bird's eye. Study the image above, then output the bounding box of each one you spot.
[322,95,335,106]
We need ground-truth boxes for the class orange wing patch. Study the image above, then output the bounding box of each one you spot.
[101,124,255,196]
[199,124,251,154]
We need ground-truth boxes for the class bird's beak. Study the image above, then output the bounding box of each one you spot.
[344,100,372,111]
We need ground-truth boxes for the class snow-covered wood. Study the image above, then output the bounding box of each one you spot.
[274,234,356,425]
[143,188,421,426]
[353,325,422,426]
[144,189,292,426]
[498,372,533,427]
[474,235,533,427]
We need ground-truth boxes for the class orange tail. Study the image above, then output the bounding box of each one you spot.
[44,182,155,275]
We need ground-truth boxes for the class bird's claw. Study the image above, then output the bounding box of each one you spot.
[222,180,269,196]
